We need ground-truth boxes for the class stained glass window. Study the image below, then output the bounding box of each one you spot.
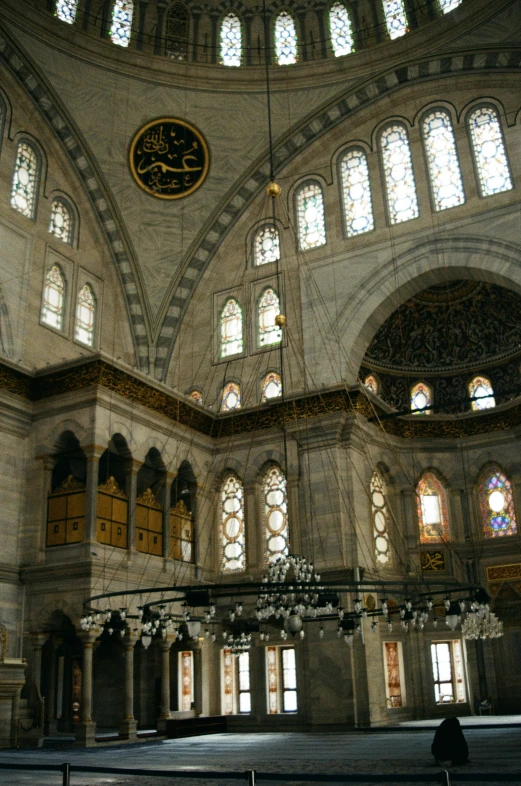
[371,471,390,566]
[75,284,96,346]
[189,389,203,404]
[422,110,465,211]
[220,14,242,66]
[296,182,326,250]
[49,198,73,244]
[165,3,189,60]
[11,142,39,219]
[364,375,379,395]
[384,642,404,707]
[221,382,241,411]
[340,148,374,236]
[380,125,419,224]
[258,288,282,348]
[55,0,79,24]
[42,265,65,331]
[329,3,354,57]
[383,0,408,39]
[468,106,512,197]
[261,372,282,401]
[254,225,280,266]
[469,376,495,411]
[438,0,462,13]
[410,382,432,414]
[274,12,298,65]
[416,472,449,544]
[479,466,517,538]
[110,0,134,47]
[264,465,289,563]
[220,298,243,358]
[220,474,245,572]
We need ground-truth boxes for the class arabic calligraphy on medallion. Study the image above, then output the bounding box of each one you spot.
[129,118,209,199]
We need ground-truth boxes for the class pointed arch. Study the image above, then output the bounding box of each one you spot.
[166,3,190,60]
[261,371,282,402]
[220,13,242,66]
[258,287,282,348]
[221,381,241,411]
[295,180,326,250]
[220,297,243,358]
[75,284,96,347]
[274,12,298,65]
[410,382,432,414]
[49,197,74,245]
[254,224,280,266]
[220,473,246,572]
[339,147,374,237]
[467,105,512,197]
[469,375,495,411]
[42,264,66,331]
[263,464,289,564]
[416,471,450,544]
[10,140,40,219]
[380,123,418,225]
[479,465,517,538]
[422,108,465,212]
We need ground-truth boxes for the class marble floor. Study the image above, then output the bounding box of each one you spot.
[1,727,521,786]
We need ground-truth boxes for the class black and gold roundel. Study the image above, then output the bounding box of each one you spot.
[129,118,209,199]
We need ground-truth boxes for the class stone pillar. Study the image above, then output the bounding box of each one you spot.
[191,12,201,62]
[30,633,47,694]
[119,633,138,739]
[39,456,55,560]
[209,12,219,64]
[75,633,98,746]
[403,0,418,29]
[424,0,437,21]
[45,637,60,736]
[369,0,382,44]
[136,0,149,50]
[297,12,307,61]
[84,446,103,543]
[193,646,203,715]
[315,5,328,59]
[244,12,253,65]
[163,472,176,559]
[350,0,365,49]
[401,487,417,552]
[157,637,174,731]
[155,0,168,55]
[82,0,93,31]
[126,459,141,557]
[244,483,259,571]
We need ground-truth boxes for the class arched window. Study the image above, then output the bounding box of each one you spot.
[439,0,462,12]
[49,198,73,244]
[340,148,374,237]
[468,106,512,197]
[220,13,242,66]
[417,472,449,543]
[364,375,379,395]
[75,284,96,347]
[264,465,289,563]
[220,474,246,572]
[411,382,432,414]
[165,3,189,60]
[469,376,495,411]
[110,0,134,47]
[380,125,419,224]
[189,389,203,405]
[220,298,243,358]
[296,181,326,250]
[422,109,465,212]
[10,141,39,219]
[371,470,390,565]
[329,3,354,57]
[254,224,280,266]
[42,265,66,331]
[258,287,282,347]
[261,372,282,401]
[221,382,241,411]
[274,12,298,65]
[479,466,517,538]
[55,0,79,24]
[382,0,408,39]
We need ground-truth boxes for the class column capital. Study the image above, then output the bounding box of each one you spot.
[79,631,100,649]
[30,632,48,649]
[83,444,106,461]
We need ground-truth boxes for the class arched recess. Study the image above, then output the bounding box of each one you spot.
[40,611,83,734]
[157,53,521,382]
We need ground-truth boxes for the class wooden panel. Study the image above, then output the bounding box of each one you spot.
[97,492,112,519]
[136,504,149,529]
[149,509,163,533]
[149,532,163,556]
[67,492,86,518]
[112,498,128,524]
[48,496,67,522]
[136,528,149,553]
[47,520,66,546]
[170,538,182,561]
[96,518,111,545]
[66,517,84,543]
[111,523,127,549]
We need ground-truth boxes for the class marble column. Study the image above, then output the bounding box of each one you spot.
[30,633,47,694]
[76,632,98,746]
[119,633,138,739]
[297,12,307,61]
[369,0,383,44]
[157,637,174,731]
[244,12,253,65]
[209,12,219,64]
[126,459,141,558]
[84,446,103,543]
[45,637,60,736]
[350,0,365,49]
[314,5,328,59]
[82,0,94,31]
[193,646,203,715]
[155,0,168,54]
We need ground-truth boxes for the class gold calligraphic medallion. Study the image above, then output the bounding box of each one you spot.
[129,118,209,199]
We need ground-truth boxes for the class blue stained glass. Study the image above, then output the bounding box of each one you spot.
[423,110,465,211]
[438,0,462,12]
[274,12,298,65]
[383,0,408,39]
[55,0,79,23]
[381,125,419,224]
[111,0,134,47]
[220,14,242,66]
[480,469,517,538]
[468,106,512,197]
[340,148,374,236]
[329,3,354,57]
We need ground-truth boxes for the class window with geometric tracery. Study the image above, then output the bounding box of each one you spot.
[410,382,432,414]
[110,0,134,47]
[42,265,66,331]
[49,199,73,244]
[340,148,374,237]
[220,13,242,66]
[296,182,326,250]
[329,3,354,57]
[274,12,298,65]
[261,372,282,402]
[479,465,517,539]
[220,474,246,572]
[258,288,282,348]
[380,125,419,225]
[264,465,289,564]
[468,106,512,197]
[55,0,79,23]
[220,298,243,358]
[11,141,39,219]
[416,472,450,544]
[254,225,280,266]
[165,3,189,60]
[364,375,379,395]
[221,382,241,412]
[382,0,408,39]
[469,376,495,411]
[438,0,462,11]
[422,110,465,212]
[75,284,96,347]
[371,470,390,566]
